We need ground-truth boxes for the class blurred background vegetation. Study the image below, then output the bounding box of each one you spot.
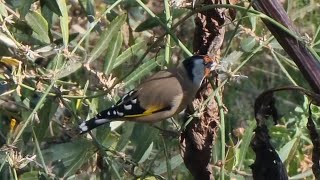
[0,0,320,179]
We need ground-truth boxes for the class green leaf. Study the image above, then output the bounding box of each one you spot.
[79,0,95,17]
[236,120,255,169]
[284,136,300,167]
[135,17,160,32]
[53,33,79,45]
[221,51,243,71]
[138,142,153,163]
[123,55,163,87]
[87,14,126,63]
[57,60,82,79]
[290,169,314,180]
[19,0,33,17]
[25,11,50,44]
[63,146,94,178]
[41,139,94,166]
[104,32,123,76]
[225,137,236,171]
[279,137,298,162]
[78,0,100,32]
[34,97,58,143]
[40,0,62,16]
[113,41,146,69]
[20,171,39,180]
[40,1,54,28]
[240,37,256,52]
[100,133,119,149]
[313,25,320,46]
[229,173,246,180]
[115,122,135,151]
[0,2,8,17]
[132,125,158,162]
[248,12,257,31]
[153,155,184,174]
[57,0,69,47]
[269,39,283,49]
[135,9,185,32]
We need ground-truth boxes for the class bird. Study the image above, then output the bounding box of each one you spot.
[79,55,217,134]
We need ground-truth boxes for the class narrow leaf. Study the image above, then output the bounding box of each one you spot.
[153,155,184,174]
[104,32,123,76]
[240,37,256,52]
[248,12,257,31]
[225,138,236,171]
[40,0,62,16]
[53,33,79,45]
[138,142,153,163]
[79,0,101,32]
[236,120,256,169]
[116,123,135,151]
[79,0,95,17]
[40,1,54,28]
[135,17,160,32]
[135,9,185,32]
[19,171,39,180]
[123,55,163,87]
[57,60,82,79]
[25,11,50,44]
[41,139,93,165]
[19,0,33,17]
[279,137,298,162]
[87,14,126,63]
[113,41,146,68]
[57,0,69,47]
[34,98,58,143]
[290,169,313,180]
[132,125,158,162]
[0,2,8,17]
[63,147,94,178]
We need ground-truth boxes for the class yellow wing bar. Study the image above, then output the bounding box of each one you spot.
[124,105,164,118]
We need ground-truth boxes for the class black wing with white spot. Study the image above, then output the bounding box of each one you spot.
[78,90,146,134]
[114,90,147,117]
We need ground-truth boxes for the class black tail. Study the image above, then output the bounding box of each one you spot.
[79,117,112,134]
[79,104,126,134]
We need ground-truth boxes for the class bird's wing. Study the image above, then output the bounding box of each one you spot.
[115,70,183,118]
[83,70,187,127]
[128,71,184,119]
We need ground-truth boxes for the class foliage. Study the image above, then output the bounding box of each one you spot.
[0,0,319,179]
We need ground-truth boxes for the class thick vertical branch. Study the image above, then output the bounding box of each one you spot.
[179,0,234,179]
[180,88,219,179]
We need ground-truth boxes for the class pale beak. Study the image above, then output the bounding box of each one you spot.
[204,61,219,77]
[209,61,218,71]
[203,55,219,77]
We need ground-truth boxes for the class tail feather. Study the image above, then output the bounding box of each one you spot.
[79,118,112,134]
[79,104,124,134]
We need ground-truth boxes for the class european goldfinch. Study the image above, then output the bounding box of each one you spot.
[79,55,216,134]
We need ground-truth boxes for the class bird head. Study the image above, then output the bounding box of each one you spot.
[182,55,217,87]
